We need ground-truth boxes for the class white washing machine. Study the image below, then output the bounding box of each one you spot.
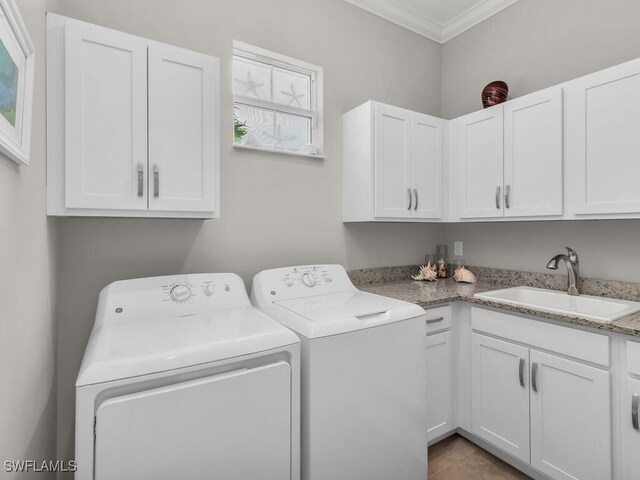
[251,265,427,480]
[75,273,300,480]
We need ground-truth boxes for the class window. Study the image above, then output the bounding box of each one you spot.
[233,41,323,157]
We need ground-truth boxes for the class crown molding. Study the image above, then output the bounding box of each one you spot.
[344,0,522,44]
[441,0,522,42]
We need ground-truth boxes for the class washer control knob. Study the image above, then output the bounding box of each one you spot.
[322,273,333,283]
[203,284,215,296]
[301,272,316,287]
[284,276,294,287]
[170,284,192,303]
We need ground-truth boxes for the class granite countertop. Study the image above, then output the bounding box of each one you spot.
[352,268,640,338]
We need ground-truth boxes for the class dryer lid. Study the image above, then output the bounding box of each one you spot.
[76,306,298,386]
[272,291,425,338]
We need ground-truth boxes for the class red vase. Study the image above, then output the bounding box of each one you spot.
[482,81,509,108]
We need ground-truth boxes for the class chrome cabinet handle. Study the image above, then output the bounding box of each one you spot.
[413,189,418,210]
[495,186,501,210]
[531,362,538,392]
[136,163,144,197]
[407,188,412,210]
[505,185,511,209]
[426,317,444,325]
[153,164,159,198]
[633,394,639,430]
[519,358,525,388]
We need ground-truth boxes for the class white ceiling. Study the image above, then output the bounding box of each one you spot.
[344,0,522,43]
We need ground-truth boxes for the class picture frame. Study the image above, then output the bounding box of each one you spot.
[0,0,34,165]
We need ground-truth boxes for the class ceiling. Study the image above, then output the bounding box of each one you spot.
[344,0,522,43]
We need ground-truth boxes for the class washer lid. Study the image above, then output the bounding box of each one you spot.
[76,306,299,386]
[273,291,425,338]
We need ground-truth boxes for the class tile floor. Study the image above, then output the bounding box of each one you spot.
[428,434,531,480]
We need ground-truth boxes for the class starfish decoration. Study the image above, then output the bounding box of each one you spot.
[280,83,305,108]
[266,125,296,150]
[235,71,264,98]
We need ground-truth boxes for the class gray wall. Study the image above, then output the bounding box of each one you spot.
[440,0,640,282]
[0,0,58,478]
[52,0,443,467]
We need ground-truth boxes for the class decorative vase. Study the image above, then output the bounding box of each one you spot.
[482,81,509,108]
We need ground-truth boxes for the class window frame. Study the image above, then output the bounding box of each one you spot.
[232,40,324,157]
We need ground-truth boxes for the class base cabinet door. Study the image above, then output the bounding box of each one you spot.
[471,333,530,463]
[426,331,453,441]
[622,377,640,480]
[529,350,611,480]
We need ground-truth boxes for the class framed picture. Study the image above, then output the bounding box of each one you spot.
[0,0,33,165]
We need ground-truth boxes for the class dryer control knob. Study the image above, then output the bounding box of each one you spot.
[203,284,215,296]
[284,277,294,287]
[170,284,192,302]
[301,272,316,287]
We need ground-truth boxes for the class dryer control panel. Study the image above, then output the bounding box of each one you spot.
[252,264,356,303]
[96,273,251,326]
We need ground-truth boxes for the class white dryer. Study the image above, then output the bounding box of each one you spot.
[251,265,427,480]
[75,273,300,480]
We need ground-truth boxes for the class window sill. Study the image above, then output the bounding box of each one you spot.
[233,144,325,159]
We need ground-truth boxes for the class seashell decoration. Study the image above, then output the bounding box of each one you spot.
[412,262,438,282]
[453,266,477,284]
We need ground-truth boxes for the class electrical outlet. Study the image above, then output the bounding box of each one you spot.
[454,241,463,256]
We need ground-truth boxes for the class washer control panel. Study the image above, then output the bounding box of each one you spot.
[282,266,334,289]
[161,278,235,304]
[252,264,354,303]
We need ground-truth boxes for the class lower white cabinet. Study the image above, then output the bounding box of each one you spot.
[426,330,453,442]
[529,350,611,480]
[622,377,640,480]
[471,333,530,463]
[470,310,612,480]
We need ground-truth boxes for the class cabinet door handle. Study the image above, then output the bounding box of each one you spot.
[413,189,418,210]
[136,163,144,197]
[505,185,511,209]
[153,164,160,198]
[519,358,525,387]
[426,317,444,325]
[531,362,538,392]
[495,186,501,210]
[633,394,639,430]
[407,188,412,210]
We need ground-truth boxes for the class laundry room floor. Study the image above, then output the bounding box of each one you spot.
[428,434,531,479]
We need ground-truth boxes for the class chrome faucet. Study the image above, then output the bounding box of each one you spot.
[546,247,580,296]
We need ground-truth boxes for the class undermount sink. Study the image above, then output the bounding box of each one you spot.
[475,286,640,322]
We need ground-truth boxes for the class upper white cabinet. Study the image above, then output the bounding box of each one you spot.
[343,101,445,222]
[47,14,219,218]
[453,86,564,220]
[455,106,504,219]
[565,58,640,216]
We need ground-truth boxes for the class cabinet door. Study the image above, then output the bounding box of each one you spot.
[457,106,504,218]
[504,87,563,217]
[566,59,640,215]
[411,113,444,219]
[621,377,640,480]
[426,331,453,442]
[471,333,530,463]
[148,43,219,214]
[530,350,611,480]
[374,104,412,218]
[64,19,148,210]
